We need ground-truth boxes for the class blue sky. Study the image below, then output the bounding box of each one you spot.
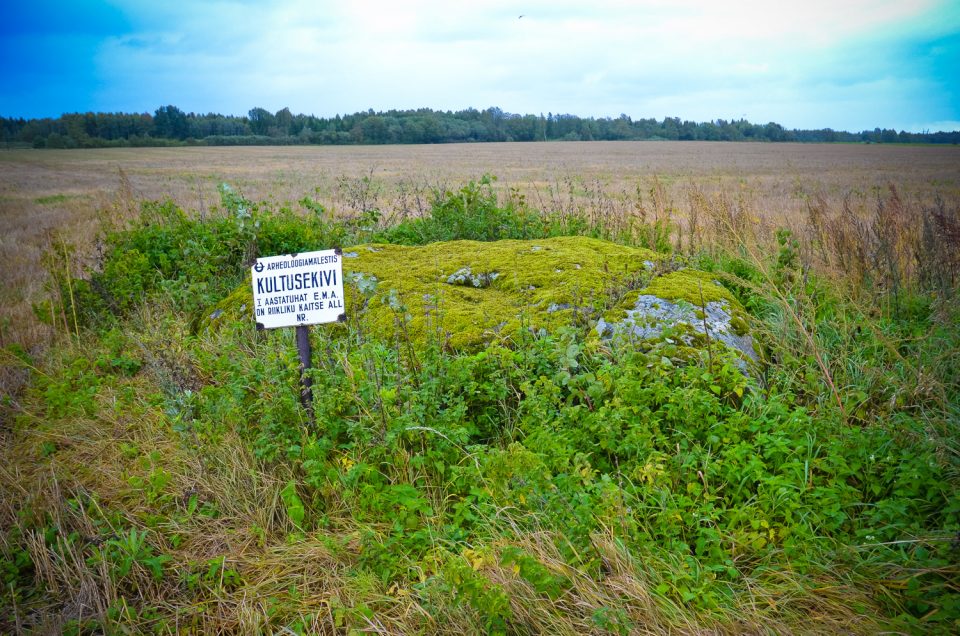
[2,0,958,132]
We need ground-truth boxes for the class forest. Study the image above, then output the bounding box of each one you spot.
[3,105,958,148]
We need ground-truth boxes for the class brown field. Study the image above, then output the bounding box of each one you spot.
[2,141,960,356]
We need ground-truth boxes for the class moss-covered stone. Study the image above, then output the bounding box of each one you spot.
[197,236,754,360]
[598,270,756,363]
[199,236,655,345]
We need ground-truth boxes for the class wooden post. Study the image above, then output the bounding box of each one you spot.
[295,325,314,424]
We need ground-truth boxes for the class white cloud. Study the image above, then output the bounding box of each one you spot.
[90,0,959,130]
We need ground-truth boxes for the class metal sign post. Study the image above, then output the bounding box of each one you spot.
[250,248,345,425]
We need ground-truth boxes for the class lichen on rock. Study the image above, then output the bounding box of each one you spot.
[446,267,500,288]
[597,269,756,366]
[597,294,757,362]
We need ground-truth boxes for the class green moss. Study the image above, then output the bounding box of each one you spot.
[193,282,252,333]
[198,239,764,355]
[199,237,660,348]
[196,238,765,351]
[729,314,750,337]
[642,270,737,306]
[344,237,660,349]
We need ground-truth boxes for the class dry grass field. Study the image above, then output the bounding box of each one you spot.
[2,140,959,354]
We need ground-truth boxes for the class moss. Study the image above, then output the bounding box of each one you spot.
[643,270,737,306]
[197,237,764,353]
[341,237,660,349]
[193,280,251,333]
[729,314,750,337]
[199,239,764,360]
[199,236,660,348]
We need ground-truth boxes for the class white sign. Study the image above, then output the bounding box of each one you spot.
[251,249,345,329]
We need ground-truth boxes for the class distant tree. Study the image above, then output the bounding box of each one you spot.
[154,105,189,139]
[248,107,275,136]
[274,107,294,136]
[881,128,899,143]
[678,120,697,140]
[360,115,389,143]
[662,117,680,140]
[764,122,786,142]
[610,114,632,140]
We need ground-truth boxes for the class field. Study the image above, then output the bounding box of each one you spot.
[1,142,959,634]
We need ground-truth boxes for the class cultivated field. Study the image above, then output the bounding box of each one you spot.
[2,141,959,354]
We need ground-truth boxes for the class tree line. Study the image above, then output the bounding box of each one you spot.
[2,105,957,148]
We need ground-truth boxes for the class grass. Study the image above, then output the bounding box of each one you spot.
[1,143,959,634]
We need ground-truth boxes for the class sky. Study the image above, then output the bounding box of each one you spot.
[1,0,959,133]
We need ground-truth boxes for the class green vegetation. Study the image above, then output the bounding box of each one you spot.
[1,178,958,634]
[206,235,667,350]
[4,105,958,149]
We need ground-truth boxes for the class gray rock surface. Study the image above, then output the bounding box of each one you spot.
[596,294,757,362]
[446,267,500,288]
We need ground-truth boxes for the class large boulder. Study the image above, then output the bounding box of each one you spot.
[199,236,756,363]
